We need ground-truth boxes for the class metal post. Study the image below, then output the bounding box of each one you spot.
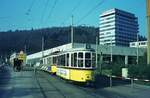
[42,36,44,58]
[71,15,74,48]
[147,0,150,64]
[131,78,134,89]
[96,37,98,68]
[136,33,139,65]
[110,75,112,87]
[24,44,27,54]
[125,55,128,65]
[110,38,113,63]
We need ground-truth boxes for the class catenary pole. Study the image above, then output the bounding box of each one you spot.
[147,0,150,64]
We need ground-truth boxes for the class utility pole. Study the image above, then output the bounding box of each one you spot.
[147,0,150,64]
[96,37,98,68]
[24,44,27,54]
[42,36,44,58]
[110,38,113,63]
[71,15,74,48]
[136,33,139,65]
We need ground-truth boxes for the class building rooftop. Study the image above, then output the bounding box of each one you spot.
[100,8,135,17]
[26,43,146,60]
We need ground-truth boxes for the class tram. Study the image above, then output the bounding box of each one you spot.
[41,48,96,82]
[42,52,58,74]
[10,51,26,71]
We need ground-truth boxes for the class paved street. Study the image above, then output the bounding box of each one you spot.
[0,65,150,98]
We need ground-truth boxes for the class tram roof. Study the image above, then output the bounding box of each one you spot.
[42,47,95,58]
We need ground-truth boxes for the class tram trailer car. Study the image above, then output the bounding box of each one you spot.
[41,53,58,74]
[41,48,96,83]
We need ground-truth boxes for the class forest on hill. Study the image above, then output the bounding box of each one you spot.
[0,26,99,57]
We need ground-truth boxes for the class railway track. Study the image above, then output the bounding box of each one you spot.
[35,70,132,98]
[35,70,104,98]
[35,70,67,98]
[75,86,102,98]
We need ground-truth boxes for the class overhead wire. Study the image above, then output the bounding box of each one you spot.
[76,0,105,25]
[60,0,83,26]
[26,0,37,15]
[40,0,50,24]
[46,0,58,23]
[25,0,37,54]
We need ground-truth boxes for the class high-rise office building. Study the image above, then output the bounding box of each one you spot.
[99,8,138,46]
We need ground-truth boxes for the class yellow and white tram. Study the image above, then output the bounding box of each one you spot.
[42,52,58,74]
[41,48,96,82]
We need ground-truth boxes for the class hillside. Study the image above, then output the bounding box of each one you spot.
[0,26,99,56]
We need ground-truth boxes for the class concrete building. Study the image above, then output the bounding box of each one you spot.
[26,43,146,66]
[99,8,138,46]
[130,41,147,48]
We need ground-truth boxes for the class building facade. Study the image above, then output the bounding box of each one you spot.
[130,41,147,48]
[99,8,138,46]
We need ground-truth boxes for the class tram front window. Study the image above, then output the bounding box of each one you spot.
[78,52,83,67]
[74,53,77,67]
[85,53,91,58]
[78,52,83,58]
[85,60,91,67]
[78,60,83,67]
[71,53,74,67]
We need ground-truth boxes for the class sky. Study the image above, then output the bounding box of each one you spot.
[0,0,147,36]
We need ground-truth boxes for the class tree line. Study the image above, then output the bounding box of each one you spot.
[0,26,98,57]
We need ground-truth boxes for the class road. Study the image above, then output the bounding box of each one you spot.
[0,65,150,98]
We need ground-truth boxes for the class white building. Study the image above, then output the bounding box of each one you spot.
[26,43,146,65]
[130,41,147,48]
[99,8,138,46]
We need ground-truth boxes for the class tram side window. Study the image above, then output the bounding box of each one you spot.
[78,52,83,67]
[56,56,59,65]
[47,57,51,64]
[74,53,77,67]
[59,56,63,66]
[44,59,46,64]
[61,55,65,66]
[50,57,52,65]
[40,59,43,65]
[56,56,59,66]
[85,53,91,67]
[53,57,56,64]
[66,53,69,66]
[71,53,74,67]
